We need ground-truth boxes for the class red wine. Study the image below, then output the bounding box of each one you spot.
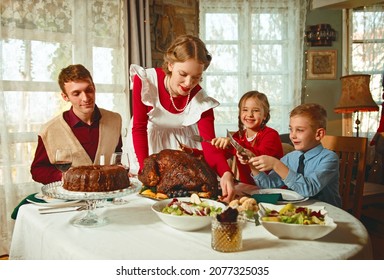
[54,161,72,172]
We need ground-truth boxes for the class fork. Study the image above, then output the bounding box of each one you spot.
[258,203,267,216]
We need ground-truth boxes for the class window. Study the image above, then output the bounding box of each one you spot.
[0,0,128,186]
[199,0,307,136]
[0,0,128,254]
[346,6,384,138]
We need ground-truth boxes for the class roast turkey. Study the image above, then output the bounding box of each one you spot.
[138,149,219,197]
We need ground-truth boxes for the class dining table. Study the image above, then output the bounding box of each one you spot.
[9,181,373,260]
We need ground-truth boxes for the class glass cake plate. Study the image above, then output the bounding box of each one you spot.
[41,178,142,228]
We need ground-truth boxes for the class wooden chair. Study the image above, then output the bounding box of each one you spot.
[321,135,368,219]
[363,182,384,207]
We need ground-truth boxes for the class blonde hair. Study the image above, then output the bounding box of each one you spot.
[162,34,212,75]
[290,103,327,130]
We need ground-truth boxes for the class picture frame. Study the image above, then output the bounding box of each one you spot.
[306,50,337,80]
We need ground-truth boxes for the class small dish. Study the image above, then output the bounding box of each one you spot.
[258,202,337,240]
[152,197,226,231]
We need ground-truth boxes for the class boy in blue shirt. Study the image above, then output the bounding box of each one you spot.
[242,103,342,207]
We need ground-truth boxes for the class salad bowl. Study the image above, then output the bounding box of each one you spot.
[258,203,337,240]
[151,197,226,231]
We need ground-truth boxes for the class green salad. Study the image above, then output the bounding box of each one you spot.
[261,203,325,225]
[162,198,223,217]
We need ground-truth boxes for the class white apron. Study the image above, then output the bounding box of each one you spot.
[127,64,219,174]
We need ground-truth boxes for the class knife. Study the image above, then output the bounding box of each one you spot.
[226,129,255,160]
[39,205,87,214]
[38,202,86,211]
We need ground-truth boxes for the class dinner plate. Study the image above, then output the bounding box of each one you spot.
[34,192,68,203]
[26,198,82,207]
[251,188,308,203]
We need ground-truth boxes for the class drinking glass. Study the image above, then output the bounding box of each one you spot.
[54,148,73,173]
[110,152,130,171]
[211,216,245,252]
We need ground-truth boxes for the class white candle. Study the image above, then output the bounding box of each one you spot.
[100,154,105,165]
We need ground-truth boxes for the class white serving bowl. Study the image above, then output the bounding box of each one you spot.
[258,203,337,240]
[151,197,226,231]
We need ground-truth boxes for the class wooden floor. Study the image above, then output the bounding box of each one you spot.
[361,204,384,260]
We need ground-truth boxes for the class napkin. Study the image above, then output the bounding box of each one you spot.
[251,193,282,204]
[11,193,46,220]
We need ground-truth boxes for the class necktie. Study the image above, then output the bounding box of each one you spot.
[297,154,305,175]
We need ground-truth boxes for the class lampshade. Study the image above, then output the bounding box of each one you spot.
[334,74,379,113]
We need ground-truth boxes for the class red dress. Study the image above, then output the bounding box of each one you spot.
[227,127,284,185]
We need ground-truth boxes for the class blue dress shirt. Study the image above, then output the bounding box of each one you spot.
[252,143,342,207]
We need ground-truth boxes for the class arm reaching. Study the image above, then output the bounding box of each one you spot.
[211,137,230,149]
[248,155,289,179]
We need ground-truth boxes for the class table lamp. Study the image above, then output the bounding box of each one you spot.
[334,74,379,137]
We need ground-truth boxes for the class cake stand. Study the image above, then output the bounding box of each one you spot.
[41,178,141,228]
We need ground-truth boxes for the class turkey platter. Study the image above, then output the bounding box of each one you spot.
[138,149,219,198]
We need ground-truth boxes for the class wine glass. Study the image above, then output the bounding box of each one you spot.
[110,152,130,171]
[54,148,72,173]
[110,152,130,205]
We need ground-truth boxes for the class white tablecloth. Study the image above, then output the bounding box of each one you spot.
[9,194,373,260]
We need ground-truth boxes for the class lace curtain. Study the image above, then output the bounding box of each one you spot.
[0,0,128,255]
[199,0,308,136]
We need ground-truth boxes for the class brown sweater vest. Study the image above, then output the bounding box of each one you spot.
[40,108,122,166]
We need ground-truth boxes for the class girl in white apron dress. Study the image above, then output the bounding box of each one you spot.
[127,64,219,175]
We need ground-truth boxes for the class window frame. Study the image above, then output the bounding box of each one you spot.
[199,0,304,136]
[0,0,128,186]
[342,7,384,139]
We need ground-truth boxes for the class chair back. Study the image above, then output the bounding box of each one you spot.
[321,135,368,219]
